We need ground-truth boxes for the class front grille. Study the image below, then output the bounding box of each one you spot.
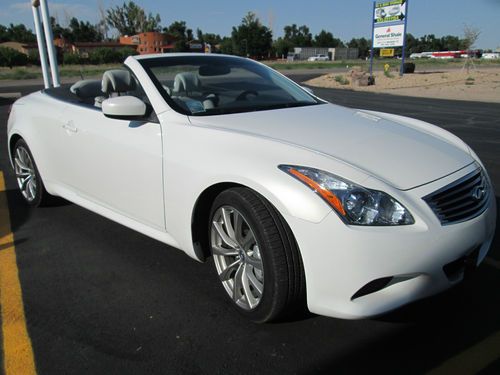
[423,169,489,225]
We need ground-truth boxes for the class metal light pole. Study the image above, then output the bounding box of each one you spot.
[32,0,60,87]
[31,0,50,88]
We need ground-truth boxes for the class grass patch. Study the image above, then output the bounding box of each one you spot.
[334,75,350,85]
[0,63,121,80]
[0,68,40,80]
[465,76,475,85]
[58,64,120,78]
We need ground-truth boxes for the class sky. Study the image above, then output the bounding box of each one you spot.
[1,0,499,49]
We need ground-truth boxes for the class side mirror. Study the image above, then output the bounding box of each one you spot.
[102,96,146,120]
[301,86,314,95]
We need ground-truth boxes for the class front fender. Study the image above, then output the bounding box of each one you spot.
[159,110,370,260]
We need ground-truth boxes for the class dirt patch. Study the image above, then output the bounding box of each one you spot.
[305,67,500,103]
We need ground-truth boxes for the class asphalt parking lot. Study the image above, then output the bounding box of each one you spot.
[0,79,499,375]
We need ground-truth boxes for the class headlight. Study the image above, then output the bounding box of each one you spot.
[279,165,414,226]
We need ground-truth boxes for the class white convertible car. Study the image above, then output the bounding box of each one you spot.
[7,54,496,322]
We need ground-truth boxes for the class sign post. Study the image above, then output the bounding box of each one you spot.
[369,1,376,79]
[370,0,409,79]
[399,0,409,76]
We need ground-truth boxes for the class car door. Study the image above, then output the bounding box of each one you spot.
[58,80,165,231]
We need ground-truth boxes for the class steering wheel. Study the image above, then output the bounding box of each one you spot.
[236,90,259,101]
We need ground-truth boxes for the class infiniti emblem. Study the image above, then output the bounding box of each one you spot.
[471,185,485,201]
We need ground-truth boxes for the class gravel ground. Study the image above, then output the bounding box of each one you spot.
[305,67,500,103]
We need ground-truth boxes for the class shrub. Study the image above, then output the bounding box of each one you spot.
[63,52,82,65]
[27,49,40,66]
[465,76,475,85]
[0,47,29,68]
[87,47,137,64]
[117,47,139,61]
[334,75,350,85]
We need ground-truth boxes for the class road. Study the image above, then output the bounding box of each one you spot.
[0,79,499,375]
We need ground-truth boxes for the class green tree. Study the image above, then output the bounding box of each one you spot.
[231,12,272,58]
[87,46,137,64]
[273,37,294,57]
[283,24,312,47]
[28,49,40,65]
[0,25,8,42]
[347,37,370,58]
[106,1,161,35]
[440,35,462,51]
[203,33,222,47]
[417,34,442,52]
[313,30,344,48]
[219,36,234,55]
[2,24,36,43]
[68,18,103,42]
[198,30,221,49]
[195,28,222,49]
[163,21,191,52]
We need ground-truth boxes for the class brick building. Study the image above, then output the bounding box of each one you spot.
[120,32,173,54]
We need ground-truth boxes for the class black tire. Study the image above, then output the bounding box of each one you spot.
[209,187,306,323]
[12,138,50,207]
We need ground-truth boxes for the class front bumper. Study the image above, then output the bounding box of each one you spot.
[285,164,497,319]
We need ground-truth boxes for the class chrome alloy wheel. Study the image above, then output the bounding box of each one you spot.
[14,146,37,202]
[211,206,264,310]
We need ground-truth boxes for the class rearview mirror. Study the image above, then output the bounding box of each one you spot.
[199,64,231,76]
[102,96,146,120]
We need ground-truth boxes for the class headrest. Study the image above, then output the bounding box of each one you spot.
[173,72,201,94]
[102,70,136,94]
[70,79,102,98]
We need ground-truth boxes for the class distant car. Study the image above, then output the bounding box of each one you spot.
[7,53,496,323]
[308,54,329,62]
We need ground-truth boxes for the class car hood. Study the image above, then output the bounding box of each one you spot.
[188,103,474,190]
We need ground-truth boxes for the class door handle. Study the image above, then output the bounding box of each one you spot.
[62,122,78,133]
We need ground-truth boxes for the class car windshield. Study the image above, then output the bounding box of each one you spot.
[138,55,322,116]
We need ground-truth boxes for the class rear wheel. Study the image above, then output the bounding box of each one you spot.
[209,187,306,323]
[13,139,49,207]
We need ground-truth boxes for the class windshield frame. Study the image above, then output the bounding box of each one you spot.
[137,55,324,116]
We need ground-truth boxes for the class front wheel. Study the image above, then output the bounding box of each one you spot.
[209,187,306,323]
[13,139,50,207]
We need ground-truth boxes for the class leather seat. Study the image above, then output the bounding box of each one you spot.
[172,72,202,96]
[70,79,102,98]
[101,69,136,95]
[95,69,137,107]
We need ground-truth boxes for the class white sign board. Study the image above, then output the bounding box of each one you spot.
[374,1,407,24]
[373,24,405,48]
